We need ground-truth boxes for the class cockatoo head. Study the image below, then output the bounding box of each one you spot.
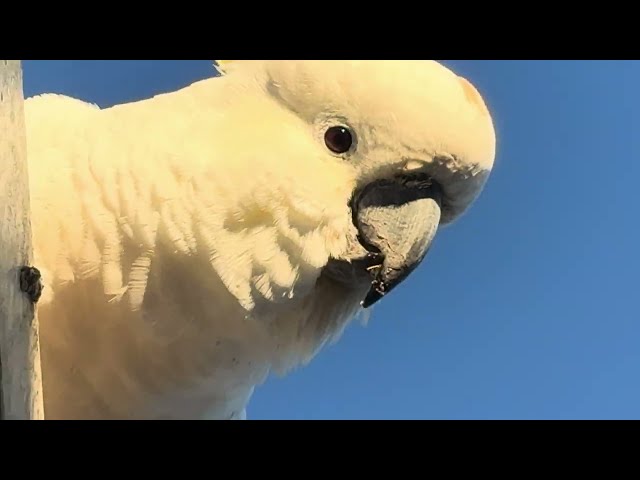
[213,60,496,309]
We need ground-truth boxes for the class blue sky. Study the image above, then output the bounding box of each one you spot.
[22,60,640,420]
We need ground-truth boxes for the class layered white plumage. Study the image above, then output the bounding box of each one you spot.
[24,60,496,419]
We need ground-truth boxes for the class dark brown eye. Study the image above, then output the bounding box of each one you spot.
[324,126,354,154]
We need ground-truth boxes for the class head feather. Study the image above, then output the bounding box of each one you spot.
[214,60,236,75]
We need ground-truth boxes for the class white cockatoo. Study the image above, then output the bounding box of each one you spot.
[19,60,496,419]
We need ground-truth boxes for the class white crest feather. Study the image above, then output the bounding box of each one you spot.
[214,60,235,75]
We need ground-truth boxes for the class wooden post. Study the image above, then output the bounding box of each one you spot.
[0,60,45,420]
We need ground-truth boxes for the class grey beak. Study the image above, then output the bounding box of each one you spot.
[353,174,443,309]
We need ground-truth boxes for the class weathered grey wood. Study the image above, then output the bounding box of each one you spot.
[0,60,45,420]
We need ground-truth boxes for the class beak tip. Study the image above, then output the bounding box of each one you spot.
[360,296,378,309]
[361,281,386,309]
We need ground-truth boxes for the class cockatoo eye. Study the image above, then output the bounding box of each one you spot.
[324,126,354,154]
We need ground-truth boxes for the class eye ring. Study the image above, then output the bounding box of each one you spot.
[324,125,355,155]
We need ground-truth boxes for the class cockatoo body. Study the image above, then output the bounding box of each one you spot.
[22,60,496,419]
